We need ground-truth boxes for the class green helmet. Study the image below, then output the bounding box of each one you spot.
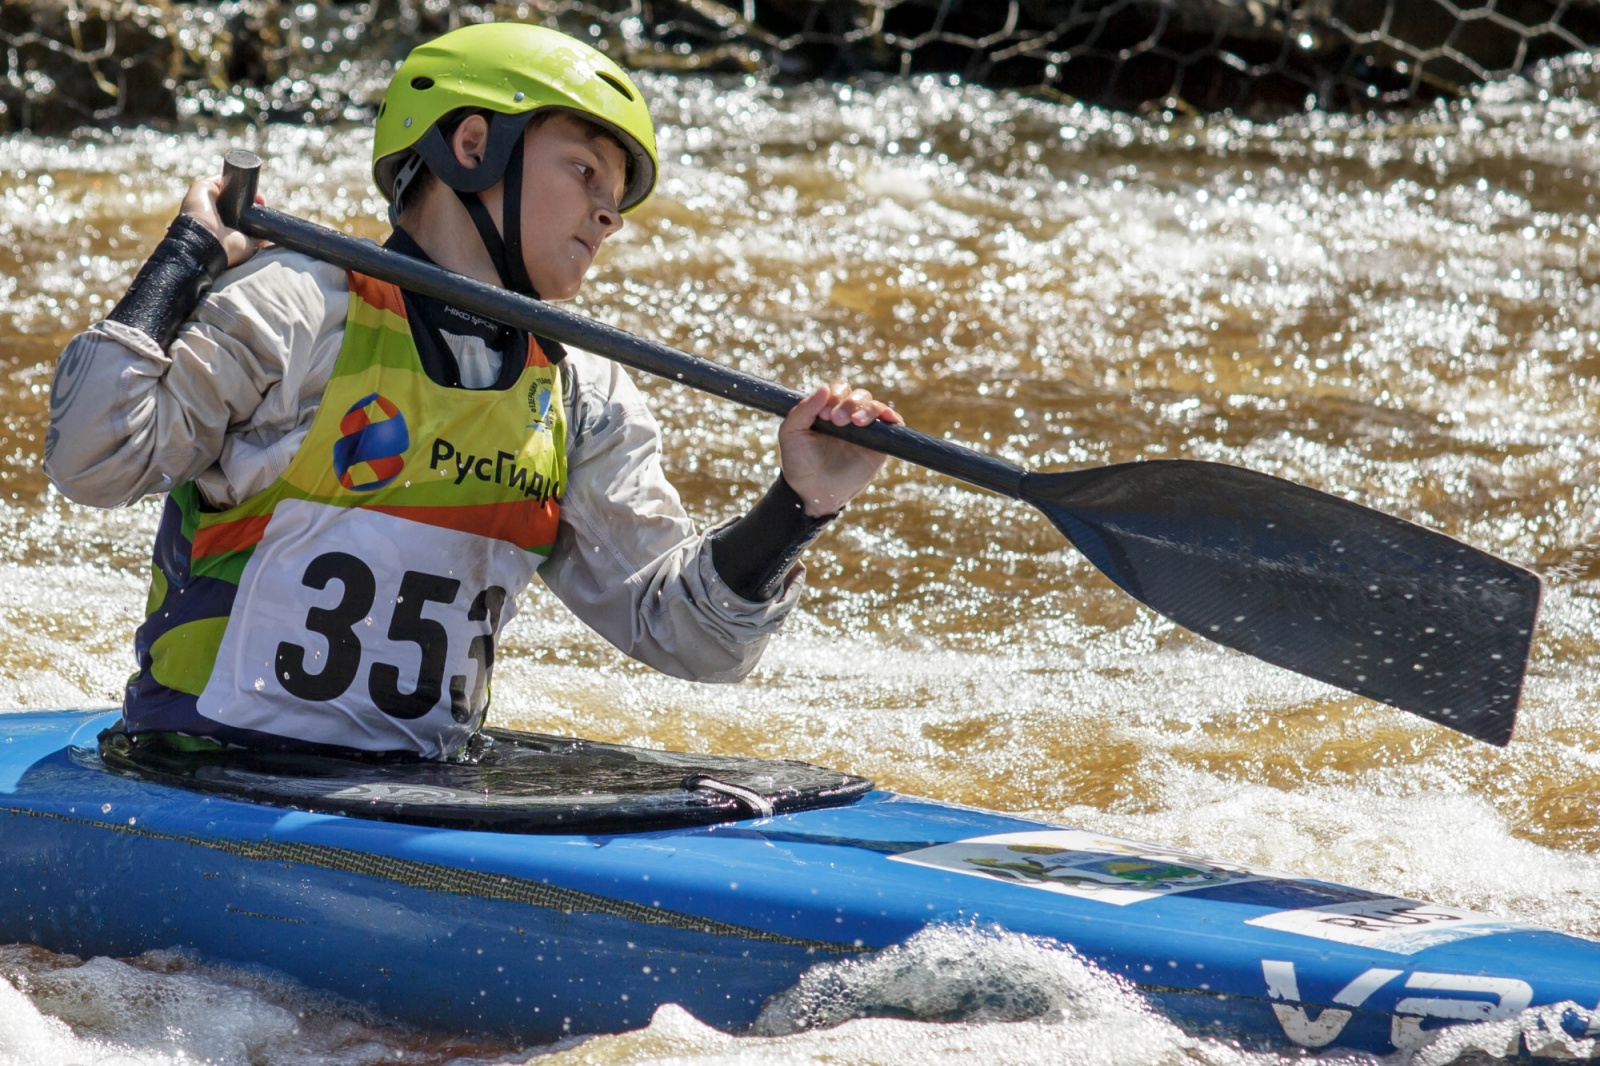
[372,22,658,213]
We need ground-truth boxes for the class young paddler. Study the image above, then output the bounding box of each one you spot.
[45,22,900,758]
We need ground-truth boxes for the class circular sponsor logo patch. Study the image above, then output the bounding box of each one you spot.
[333,392,409,492]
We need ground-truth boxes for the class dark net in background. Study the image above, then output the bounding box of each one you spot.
[680,0,1600,113]
[3,0,1600,130]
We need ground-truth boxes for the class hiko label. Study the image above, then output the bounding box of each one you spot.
[1247,899,1526,955]
[887,830,1288,905]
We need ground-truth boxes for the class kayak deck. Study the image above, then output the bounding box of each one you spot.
[96,720,872,833]
[1,708,1597,1054]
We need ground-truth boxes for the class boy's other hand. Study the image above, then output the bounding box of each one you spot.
[181,176,265,267]
[779,380,903,518]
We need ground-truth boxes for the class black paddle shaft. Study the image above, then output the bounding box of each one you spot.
[218,150,1540,745]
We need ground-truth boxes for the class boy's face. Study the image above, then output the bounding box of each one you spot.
[512,112,629,300]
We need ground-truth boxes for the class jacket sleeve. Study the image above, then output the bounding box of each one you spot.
[44,249,348,510]
[537,350,805,683]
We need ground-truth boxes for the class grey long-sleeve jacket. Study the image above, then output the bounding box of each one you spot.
[45,247,802,683]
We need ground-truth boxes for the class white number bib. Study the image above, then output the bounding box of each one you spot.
[196,499,540,757]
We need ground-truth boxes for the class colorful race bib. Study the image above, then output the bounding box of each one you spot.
[195,501,538,756]
[125,271,566,757]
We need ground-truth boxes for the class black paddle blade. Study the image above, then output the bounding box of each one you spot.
[1025,460,1540,746]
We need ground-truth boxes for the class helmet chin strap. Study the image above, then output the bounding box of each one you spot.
[454,128,540,300]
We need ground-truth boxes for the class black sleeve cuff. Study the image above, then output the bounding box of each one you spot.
[108,214,230,349]
[710,475,836,602]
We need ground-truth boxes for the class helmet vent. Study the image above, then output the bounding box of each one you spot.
[410,76,435,90]
[596,72,635,102]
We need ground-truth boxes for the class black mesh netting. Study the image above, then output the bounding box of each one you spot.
[4,0,1600,131]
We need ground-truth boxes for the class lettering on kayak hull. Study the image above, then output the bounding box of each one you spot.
[1262,960,1401,1047]
[1264,960,1536,1051]
[1390,972,1533,1049]
[1248,898,1526,954]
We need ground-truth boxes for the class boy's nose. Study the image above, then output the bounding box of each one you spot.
[595,202,623,236]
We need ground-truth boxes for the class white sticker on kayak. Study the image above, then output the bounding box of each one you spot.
[887,830,1288,905]
[1247,899,1527,954]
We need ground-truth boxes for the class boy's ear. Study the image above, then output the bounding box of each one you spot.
[450,115,491,170]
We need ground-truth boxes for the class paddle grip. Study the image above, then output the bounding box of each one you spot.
[216,152,1026,500]
[218,150,261,231]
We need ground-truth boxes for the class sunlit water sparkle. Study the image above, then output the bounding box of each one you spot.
[3,59,1600,1065]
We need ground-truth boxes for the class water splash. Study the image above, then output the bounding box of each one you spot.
[0,945,519,1066]
[750,925,1148,1034]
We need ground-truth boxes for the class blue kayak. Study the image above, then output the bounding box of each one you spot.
[1,707,1596,1054]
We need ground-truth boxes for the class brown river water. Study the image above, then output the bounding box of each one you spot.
[4,54,1600,1066]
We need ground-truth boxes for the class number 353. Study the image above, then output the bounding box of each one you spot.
[273,551,506,721]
